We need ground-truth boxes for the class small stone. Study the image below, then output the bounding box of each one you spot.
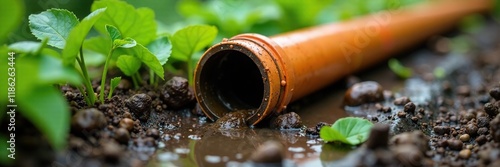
[249,141,284,163]
[447,139,463,150]
[403,102,416,113]
[465,124,478,136]
[146,128,160,139]
[119,118,135,131]
[160,77,195,109]
[394,97,411,106]
[433,126,450,135]
[459,149,472,159]
[489,87,500,100]
[478,127,488,135]
[484,103,499,117]
[114,128,130,144]
[459,134,470,142]
[305,127,318,136]
[437,139,448,147]
[397,111,406,118]
[71,108,107,132]
[343,81,384,106]
[125,93,152,121]
[475,135,487,145]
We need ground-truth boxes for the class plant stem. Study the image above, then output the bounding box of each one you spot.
[187,57,194,86]
[78,48,96,106]
[131,73,140,89]
[99,48,115,104]
[149,69,155,86]
[76,85,91,105]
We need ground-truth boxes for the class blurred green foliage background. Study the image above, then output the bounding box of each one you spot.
[9,0,430,44]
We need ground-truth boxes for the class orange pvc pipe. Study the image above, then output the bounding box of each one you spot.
[194,0,493,125]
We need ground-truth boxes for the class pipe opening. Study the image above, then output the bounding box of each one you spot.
[199,49,265,115]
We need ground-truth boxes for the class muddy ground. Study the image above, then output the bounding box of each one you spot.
[3,20,500,167]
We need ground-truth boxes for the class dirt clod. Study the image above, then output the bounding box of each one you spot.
[160,77,195,109]
[343,81,384,106]
[394,96,411,106]
[465,124,479,136]
[484,102,499,117]
[71,108,107,132]
[215,111,248,130]
[489,87,500,100]
[404,102,416,113]
[272,112,302,129]
[447,139,463,151]
[433,126,450,135]
[125,93,152,121]
[114,128,130,144]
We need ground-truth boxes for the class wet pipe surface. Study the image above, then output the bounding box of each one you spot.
[146,22,500,166]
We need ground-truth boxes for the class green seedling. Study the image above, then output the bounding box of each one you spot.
[108,77,121,99]
[29,8,107,106]
[388,58,412,79]
[171,25,217,85]
[319,117,373,145]
[99,25,137,103]
[147,36,172,86]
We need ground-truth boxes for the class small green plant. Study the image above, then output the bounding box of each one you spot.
[388,58,412,79]
[29,8,107,106]
[108,77,121,99]
[320,117,373,145]
[171,25,218,85]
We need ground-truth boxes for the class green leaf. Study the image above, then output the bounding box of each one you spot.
[320,126,350,144]
[83,36,111,56]
[0,0,23,45]
[105,24,122,42]
[28,9,79,49]
[62,8,107,65]
[320,117,373,145]
[121,44,164,79]
[171,25,217,61]
[108,77,122,99]
[39,55,81,85]
[388,58,412,79]
[92,0,157,45]
[19,86,70,149]
[114,38,137,49]
[147,36,172,65]
[116,55,141,76]
[8,41,44,54]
